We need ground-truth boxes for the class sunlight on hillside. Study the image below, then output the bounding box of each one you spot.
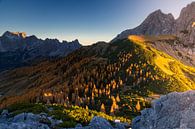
[192,22,195,27]
[129,35,176,43]
[155,55,174,75]
[129,35,174,75]
[128,35,146,43]
[129,35,195,90]
[44,92,53,97]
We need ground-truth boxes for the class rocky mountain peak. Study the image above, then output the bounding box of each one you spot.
[180,2,195,15]
[151,9,163,15]
[176,2,195,30]
[149,9,173,18]
[70,39,80,45]
[2,31,27,39]
[112,9,175,41]
[175,2,195,46]
[141,9,175,29]
[73,39,79,43]
[113,2,194,43]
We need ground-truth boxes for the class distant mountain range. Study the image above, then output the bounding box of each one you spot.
[113,2,195,66]
[0,31,82,71]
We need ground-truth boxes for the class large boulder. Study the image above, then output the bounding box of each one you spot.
[0,112,55,129]
[12,113,40,122]
[68,116,129,129]
[132,90,195,129]
[0,110,9,123]
[88,116,114,129]
[0,122,50,129]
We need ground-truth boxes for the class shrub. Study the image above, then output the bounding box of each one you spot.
[7,103,48,116]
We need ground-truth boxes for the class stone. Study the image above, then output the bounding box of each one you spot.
[75,123,83,128]
[1,110,9,117]
[89,116,114,129]
[0,110,9,121]
[132,90,195,129]
[7,122,50,129]
[0,112,51,129]
[115,123,126,129]
[12,113,40,123]
[1,110,8,116]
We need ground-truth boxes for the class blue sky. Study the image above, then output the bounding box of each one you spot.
[0,0,194,45]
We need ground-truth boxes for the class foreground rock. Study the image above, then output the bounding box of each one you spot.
[0,111,61,129]
[132,90,195,129]
[0,111,129,129]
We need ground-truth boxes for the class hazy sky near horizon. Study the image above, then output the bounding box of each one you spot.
[0,0,194,45]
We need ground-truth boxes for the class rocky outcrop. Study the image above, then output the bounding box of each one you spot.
[175,2,195,46]
[0,111,129,129]
[0,31,82,71]
[0,111,60,129]
[132,90,195,129]
[2,31,27,41]
[174,2,195,64]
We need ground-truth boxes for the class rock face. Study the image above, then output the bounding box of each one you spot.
[0,112,54,129]
[113,10,175,41]
[88,116,114,129]
[174,2,195,65]
[0,31,82,71]
[132,90,195,129]
[175,2,195,46]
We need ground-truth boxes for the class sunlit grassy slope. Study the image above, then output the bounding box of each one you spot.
[129,35,195,90]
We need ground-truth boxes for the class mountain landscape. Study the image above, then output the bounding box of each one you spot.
[0,31,81,71]
[0,1,195,129]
